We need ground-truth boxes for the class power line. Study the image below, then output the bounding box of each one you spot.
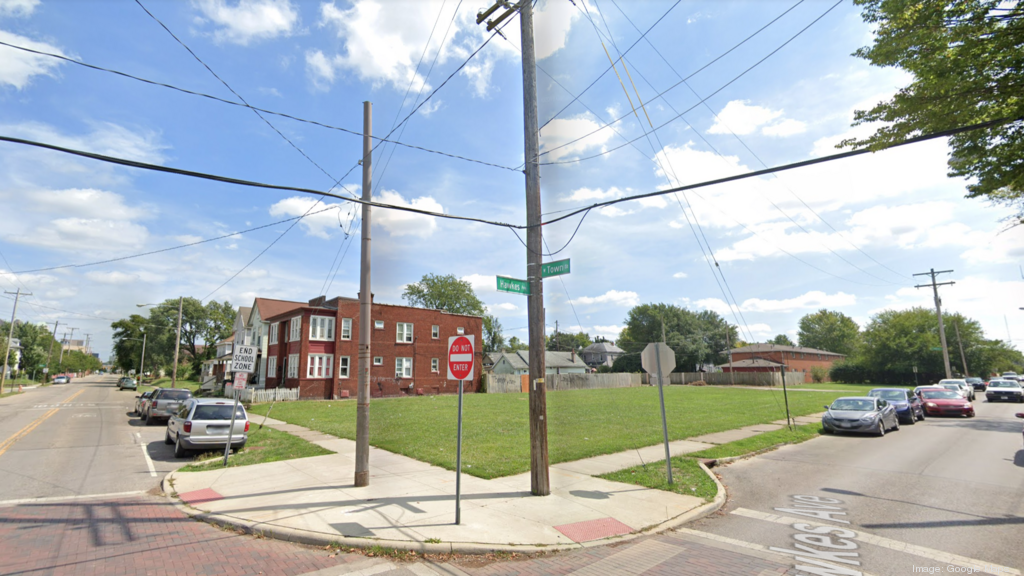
[0,41,519,173]
[537,0,841,165]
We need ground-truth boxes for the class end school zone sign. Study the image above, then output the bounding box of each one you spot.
[231,345,257,374]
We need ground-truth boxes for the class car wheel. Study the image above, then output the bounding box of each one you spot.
[145,414,154,426]
[140,411,147,421]
[174,436,187,458]
[892,416,900,431]
[877,420,885,437]
[906,413,916,425]
[164,430,174,445]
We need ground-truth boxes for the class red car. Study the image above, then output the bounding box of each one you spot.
[918,388,974,417]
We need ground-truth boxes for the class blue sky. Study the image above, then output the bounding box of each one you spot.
[1,0,1021,362]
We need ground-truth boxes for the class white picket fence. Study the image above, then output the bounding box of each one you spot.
[228,387,300,403]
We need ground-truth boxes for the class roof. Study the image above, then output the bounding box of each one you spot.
[723,358,785,368]
[216,334,234,345]
[728,343,845,356]
[236,307,252,325]
[491,350,587,370]
[250,298,305,323]
[582,342,624,354]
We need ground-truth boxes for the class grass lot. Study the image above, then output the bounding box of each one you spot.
[179,426,333,472]
[687,423,823,459]
[248,386,845,479]
[0,390,23,398]
[786,382,913,393]
[599,457,718,502]
[140,378,202,393]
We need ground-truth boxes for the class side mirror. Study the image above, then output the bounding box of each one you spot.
[824,405,830,410]
[1015,413,1024,419]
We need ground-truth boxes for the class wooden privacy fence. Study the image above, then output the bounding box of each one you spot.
[484,372,642,393]
[229,387,300,403]
[643,371,804,387]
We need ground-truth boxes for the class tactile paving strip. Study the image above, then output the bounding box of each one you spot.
[554,517,633,543]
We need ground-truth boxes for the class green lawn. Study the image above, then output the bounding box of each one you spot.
[599,457,718,502]
[179,426,333,472]
[248,386,845,479]
[785,382,915,393]
[140,378,202,393]
[687,423,824,459]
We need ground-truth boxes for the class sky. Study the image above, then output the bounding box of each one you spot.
[0,0,1021,363]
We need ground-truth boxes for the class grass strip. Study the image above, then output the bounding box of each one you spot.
[598,457,717,502]
[686,422,823,459]
[179,426,332,472]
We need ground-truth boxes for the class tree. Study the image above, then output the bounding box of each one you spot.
[147,298,234,376]
[482,314,504,353]
[111,314,166,374]
[613,303,737,372]
[797,309,860,355]
[402,274,485,316]
[769,334,795,346]
[546,330,592,353]
[844,0,1024,224]
[505,336,528,352]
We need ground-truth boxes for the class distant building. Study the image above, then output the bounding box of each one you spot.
[487,349,588,376]
[722,344,845,382]
[4,338,21,377]
[581,341,624,368]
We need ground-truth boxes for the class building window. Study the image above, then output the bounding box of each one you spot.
[269,323,279,345]
[373,356,383,366]
[310,316,335,341]
[287,354,299,378]
[341,318,352,340]
[396,357,412,378]
[374,320,384,330]
[339,356,350,378]
[397,322,414,343]
[307,354,334,378]
[431,358,439,373]
[267,356,277,377]
[432,325,439,339]
[456,327,465,335]
[256,325,263,347]
[289,317,301,342]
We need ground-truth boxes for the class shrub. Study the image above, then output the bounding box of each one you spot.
[810,366,828,383]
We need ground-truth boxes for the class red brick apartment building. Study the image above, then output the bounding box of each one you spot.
[722,343,846,382]
[263,296,483,399]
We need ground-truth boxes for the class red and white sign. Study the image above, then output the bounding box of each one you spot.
[233,371,248,390]
[447,335,475,381]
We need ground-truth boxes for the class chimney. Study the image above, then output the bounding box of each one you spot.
[308,295,326,307]
[571,347,576,363]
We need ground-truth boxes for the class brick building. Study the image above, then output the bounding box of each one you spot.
[722,343,845,382]
[262,295,483,399]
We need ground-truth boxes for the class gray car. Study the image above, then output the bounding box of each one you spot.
[822,396,900,436]
[144,388,192,424]
[165,398,248,458]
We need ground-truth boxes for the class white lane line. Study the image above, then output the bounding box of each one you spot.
[0,490,147,506]
[732,507,1020,576]
[137,432,158,477]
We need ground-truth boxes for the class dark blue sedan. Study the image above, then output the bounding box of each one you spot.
[869,388,924,423]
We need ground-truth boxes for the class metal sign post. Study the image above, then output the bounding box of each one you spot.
[224,371,248,466]
[641,342,676,485]
[448,335,474,524]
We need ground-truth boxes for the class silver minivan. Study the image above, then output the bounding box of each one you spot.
[165,398,248,458]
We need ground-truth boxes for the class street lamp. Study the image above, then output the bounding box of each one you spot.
[138,297,183,388]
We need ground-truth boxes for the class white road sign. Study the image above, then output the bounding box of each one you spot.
[641,343,676,377]
[233,371,248,390]
[231,344,257,374]
[447,335,475,381]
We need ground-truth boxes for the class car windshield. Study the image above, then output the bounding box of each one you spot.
[158,390,192,400]
[192,404,246,420]
[831,399,875,411]
[868,390,906,400]
[965,378,982,383]
[940,385,962,391]
[922,390,960,399]
[989,381,1018,388]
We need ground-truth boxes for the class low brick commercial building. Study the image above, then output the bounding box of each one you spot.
[262,295,483,399]
[722,343,845,382]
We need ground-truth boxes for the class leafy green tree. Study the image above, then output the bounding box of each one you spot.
[613,303,737,373]
[844,0,1024,223]
[482,314,504,353]
[402,274,485,316]
[797,309,861,355]
[505,336,528,352]
[769,334,795,346]
[546,330,592,353]
[146,298,234,376]
[111,314,167,374]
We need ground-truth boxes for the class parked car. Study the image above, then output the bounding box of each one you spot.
[117,377,137,391]
[914,385,945,398]
[965,377,986,391]
[821,396,900,436]
[1001,372,1020,382]
[919,388,975,417]
[165,398,249,458]
[52,375,69,384]
[938,379,975,401]
[985,379,1024,403]
[144,388,193,425]
[868,388,924,423]
[1017,412,1024,446]
[134,391,152,416]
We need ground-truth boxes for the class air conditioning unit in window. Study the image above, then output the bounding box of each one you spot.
[408,381,415,389]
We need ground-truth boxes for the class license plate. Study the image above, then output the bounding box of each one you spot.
[839,422,851,428]
[207,426,228,433]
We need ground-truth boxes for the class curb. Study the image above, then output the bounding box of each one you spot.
[161,460,729,555]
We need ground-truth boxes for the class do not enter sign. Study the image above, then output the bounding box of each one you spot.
[447,335,475,381]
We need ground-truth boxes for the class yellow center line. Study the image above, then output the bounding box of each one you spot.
[0,388,88,458]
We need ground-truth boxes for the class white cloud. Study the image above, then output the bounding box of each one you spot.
[175,234,203,244]
[561,187,623,203]
[268,197,344,238]
[487,302,519,312]
[22,188,148,221]
[696,291,856,314]
[0,0,38,18]
[0,30,66,90]
[708,100,782,135]
[539,114,614,162]
[373,190,444,238]
[85,270,165,284]
[576,290,639,307]
[739,323,774,339]
[192,0,299,45]
[7,218,150,252]
[304,49,335,90]
[1,121,168,164]
[591,325,624,340]
[461,273,496,293]
[761,118,807,137]
[672,272,688,279]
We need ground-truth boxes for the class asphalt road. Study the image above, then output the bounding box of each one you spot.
[0,374,180,502]
[691,397,1024,575]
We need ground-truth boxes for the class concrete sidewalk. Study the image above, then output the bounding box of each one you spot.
[166,414,822,553]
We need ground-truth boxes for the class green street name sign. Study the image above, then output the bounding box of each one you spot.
[930,347,943,351]
[497,276,530,295]
[541,259,570,278]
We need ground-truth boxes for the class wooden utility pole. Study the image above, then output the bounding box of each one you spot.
[2,288,31,392]
[520,0,549,496]
[914,269,954,379]
[171,296,183,388]
[44,320,59,382]
[355,100,373,488]
[953,319,969,377]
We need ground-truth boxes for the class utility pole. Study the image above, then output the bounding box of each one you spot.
[84,334,92,356]
[139,331,147,381]
[554,320,559,351]
[953,319,969,377]
[44,320,59,383]
[354,100,372,488]
[58,330,68,369]
[914,269,954,379]
[171,296,183,388]
[2,288,31,393]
